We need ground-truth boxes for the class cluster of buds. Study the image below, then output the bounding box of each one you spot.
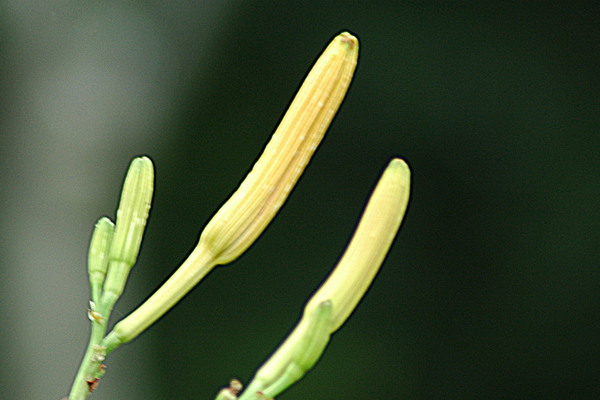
[69,157,154,399]
[87,156,154,318]
[71,31,411,400]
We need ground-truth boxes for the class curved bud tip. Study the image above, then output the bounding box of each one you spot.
[339,31,358,49]
[388,157,410,180]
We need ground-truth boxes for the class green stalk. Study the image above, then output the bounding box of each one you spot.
[68,319,108,400]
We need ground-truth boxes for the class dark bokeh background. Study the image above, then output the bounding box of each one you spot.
[1,2,599,399]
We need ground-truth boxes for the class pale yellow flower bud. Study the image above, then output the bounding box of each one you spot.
[238,158,410,400]
[200,31,359,265]
[304,157,410,332]
[102,32,359,352]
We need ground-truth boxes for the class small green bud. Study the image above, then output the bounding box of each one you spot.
[108,156,154,266]
[101,157,154,311]
[87,217,114,304]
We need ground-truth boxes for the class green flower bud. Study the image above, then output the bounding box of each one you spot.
[87,216,114,304]
[100,156,154,311]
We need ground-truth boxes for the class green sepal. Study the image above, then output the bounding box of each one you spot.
[240,301,333,400]
[261,300,332,398]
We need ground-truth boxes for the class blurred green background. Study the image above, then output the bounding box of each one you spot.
[1,1,599,399]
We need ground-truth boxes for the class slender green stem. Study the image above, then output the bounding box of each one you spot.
[68,317,109,400]
[68,274,137,399]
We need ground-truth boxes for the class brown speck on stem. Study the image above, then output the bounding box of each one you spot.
[86,377,100,393]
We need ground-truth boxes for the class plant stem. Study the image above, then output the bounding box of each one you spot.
[68,308,111,399]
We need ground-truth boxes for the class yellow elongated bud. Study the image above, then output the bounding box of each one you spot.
[305,158,410,332]
[100,157,154,311]
[102,32,359,352]
[201,31,359,265]
[238,159,410,400]
[88,217,115,304]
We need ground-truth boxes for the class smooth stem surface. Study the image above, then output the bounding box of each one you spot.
[102,246,216,352]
